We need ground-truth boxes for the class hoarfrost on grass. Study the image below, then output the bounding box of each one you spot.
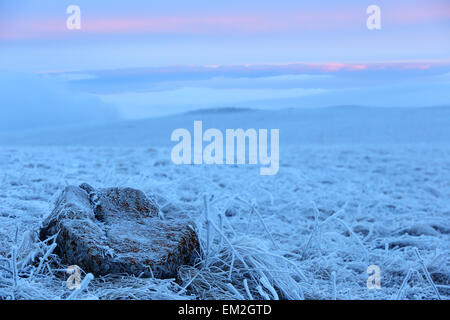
[0,145,449,299]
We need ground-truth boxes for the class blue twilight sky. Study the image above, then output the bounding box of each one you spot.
[0,0,449,129]
[1,0,450,70]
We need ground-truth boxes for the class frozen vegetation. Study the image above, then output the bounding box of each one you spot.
[0,106,449,300]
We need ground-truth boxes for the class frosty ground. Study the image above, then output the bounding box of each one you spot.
[0,106,449,300]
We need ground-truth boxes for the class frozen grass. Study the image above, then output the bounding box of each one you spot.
[178,198,306,300]
[0,145,449,300]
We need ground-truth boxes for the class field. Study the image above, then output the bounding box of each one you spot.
[0,107,449,300]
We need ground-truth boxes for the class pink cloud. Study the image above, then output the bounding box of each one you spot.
[1,5,449,40]
[385,4,450,23]
[0,8,379,40]
[231,61,448,73]
[111,61,449,73]
[33,61,450,77]
[0,12,358,40]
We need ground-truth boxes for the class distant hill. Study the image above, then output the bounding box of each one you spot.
[1,106,449,147]
[184,107,255,115]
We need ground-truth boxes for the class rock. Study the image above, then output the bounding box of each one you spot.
[40,183,200,279]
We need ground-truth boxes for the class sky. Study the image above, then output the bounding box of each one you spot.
[1,0,449,70]
[0,0,449,129]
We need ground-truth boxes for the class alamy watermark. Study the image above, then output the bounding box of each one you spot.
[366,265,381,289]
[367,5,381,30]
[66,265,82,290]
[171,121,279,175]
[66,5,81,30]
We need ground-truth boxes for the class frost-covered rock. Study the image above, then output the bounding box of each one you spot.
[39,183,200,279]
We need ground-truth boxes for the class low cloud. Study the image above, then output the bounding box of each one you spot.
[67,62,450,94]
[0,73,119,132]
